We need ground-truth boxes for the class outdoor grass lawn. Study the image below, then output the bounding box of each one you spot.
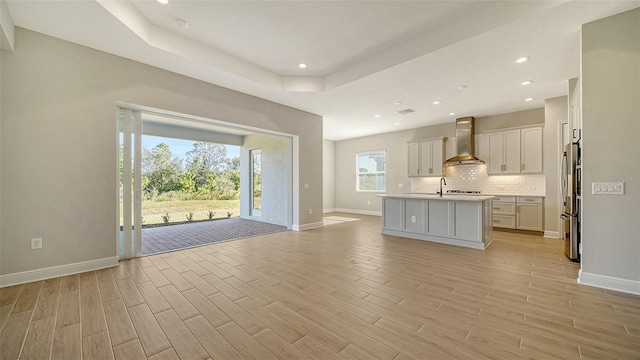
[121,199,241,225]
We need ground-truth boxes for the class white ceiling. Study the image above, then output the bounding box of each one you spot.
[4,0,640,140]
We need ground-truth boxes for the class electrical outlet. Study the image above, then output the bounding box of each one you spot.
[308,208,312,215]
[398,183,403,188]
[31,238,43,250]
[303,183,309,190]
[367,200,371,205]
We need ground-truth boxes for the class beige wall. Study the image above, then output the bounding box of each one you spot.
[580,8,640,284]
[323,139,336,212]
[544,96,568,237]
[475,108,544,133]
[240,134,291,227]
[0,28,323,276]
[335,109,544,214]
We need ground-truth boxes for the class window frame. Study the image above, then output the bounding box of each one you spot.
[355,150,387,193]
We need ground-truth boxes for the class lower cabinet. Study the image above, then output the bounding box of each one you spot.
[492,196,543,231]
[381,197,492,249]
[404,199,425,234]
[516,197,543,231]
[382,198,403,231]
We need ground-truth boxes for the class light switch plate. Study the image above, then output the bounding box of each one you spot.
[592,182,624,195]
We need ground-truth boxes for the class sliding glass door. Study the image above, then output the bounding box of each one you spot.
[250,149,262,217]
[118,107,143,259]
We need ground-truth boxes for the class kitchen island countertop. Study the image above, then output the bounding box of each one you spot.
[379,193,495,202]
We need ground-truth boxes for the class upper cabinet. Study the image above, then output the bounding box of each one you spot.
[487,126,542,175]
[520,127,543,173]
[408,137,447,177]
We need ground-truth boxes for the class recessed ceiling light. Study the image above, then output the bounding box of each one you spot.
[457,85,468,90]
[516,57,530,64]
[521,80,533,86]
[449,112,456,116]
[394,122,400,126]
[298,63,307,69]
[433,101,441,105]
[395,101,403,105]
[373,114,381,118]
[525,97,534,102]
[157,0,168,4]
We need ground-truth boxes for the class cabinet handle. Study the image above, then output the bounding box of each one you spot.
[494,220,501,223]
[521,164,524,171]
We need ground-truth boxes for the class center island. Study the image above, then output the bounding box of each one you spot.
[379,193,494,249]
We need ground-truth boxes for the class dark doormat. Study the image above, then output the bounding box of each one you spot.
[142,218,288,255]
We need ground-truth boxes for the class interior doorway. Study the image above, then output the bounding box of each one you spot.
[118,105,293,259]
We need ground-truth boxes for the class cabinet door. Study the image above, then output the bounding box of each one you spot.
[419,141,432,175]
[427,201,450,237]
[430,140,444,176]
[404,199,425,234]
[487,132,504,174]
[521,127,543,173]
[454,202,481,242]
[503,130,521,174]
[516,203,543,231]
[408,142,419,176]
[383,199,403,231]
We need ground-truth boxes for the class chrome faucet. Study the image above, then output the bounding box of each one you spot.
[438,177,446,197]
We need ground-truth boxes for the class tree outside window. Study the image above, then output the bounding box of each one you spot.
[356,151,386,192]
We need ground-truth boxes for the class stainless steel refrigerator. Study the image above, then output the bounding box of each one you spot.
[561,142,581,261]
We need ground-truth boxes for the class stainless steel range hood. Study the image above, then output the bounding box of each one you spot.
[444,116,485,165]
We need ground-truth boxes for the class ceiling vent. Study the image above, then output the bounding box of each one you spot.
[397,108,415,115]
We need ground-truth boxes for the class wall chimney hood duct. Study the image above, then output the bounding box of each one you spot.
[444,116,485,165]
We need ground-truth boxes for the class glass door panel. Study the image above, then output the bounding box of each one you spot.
[251,149,262,217]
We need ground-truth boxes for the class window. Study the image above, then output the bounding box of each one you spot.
[356,151,386,192]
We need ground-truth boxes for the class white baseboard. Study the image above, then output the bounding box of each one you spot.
[323,208,337,214]
[0,256,119,288]
[544,231,561,239]
[334,208,382,216]
[578,269,640,295]
[292,221,324,231]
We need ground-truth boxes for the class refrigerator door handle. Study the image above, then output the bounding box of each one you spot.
[561,151,568,206]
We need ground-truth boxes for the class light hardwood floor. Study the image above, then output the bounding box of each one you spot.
[1,213,639,359]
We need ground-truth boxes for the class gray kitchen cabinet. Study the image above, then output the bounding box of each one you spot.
[492,196,543,231]
[404,199,425,234]
[516,197,543,231]
[488,130,521,174]
[492,196,516,229]
[380,194,493,249]
[427,200,450,237]
[521,127,543,173]
[487,126,543,175]
[407,137,447,177]
[382,198,403,231]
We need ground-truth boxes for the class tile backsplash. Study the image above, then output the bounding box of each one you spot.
[411,164,546,195]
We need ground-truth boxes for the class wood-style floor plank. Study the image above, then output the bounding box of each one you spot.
[0,311,33,360]
[102,298,137,346]
[20,316,55,360]
[2,214,639,360]
[113,339,147,360]
[154,309,209,360]
[127,304,171,357]
[216,321,278,360]
[184,315,245,360]
[50,322,81,360]
[82,331,115,360]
